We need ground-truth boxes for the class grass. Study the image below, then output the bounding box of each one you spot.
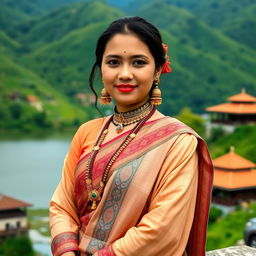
[206,203,256,250]
[27,208,50,237]
[208,125,256,162]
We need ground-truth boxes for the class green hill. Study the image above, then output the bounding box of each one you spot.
[0,0,89,17]
[134,2,256,114]
[12,1,123,50]
[25,0,89,12]
[0,1,33,33]
[125,0,256,50]
[221,4,256,50]
[208,125,256,162]
[161,0,255,28]
[171,0,256,50]
[0,51,90,131]
[12,1,255,115]
[0,31,21,55]
[0,0,255,129]
[20,21,113,95]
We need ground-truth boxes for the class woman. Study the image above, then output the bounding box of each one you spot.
[50,16,213,256]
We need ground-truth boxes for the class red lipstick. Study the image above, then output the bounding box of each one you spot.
[116,84,137,93]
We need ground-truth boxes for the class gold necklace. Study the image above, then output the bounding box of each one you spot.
[85,106,156,210]
[113,101,153,133]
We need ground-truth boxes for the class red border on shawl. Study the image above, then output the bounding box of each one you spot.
[77,117,167,165]
[51,232,79,256]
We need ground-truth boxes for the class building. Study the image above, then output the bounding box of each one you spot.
[26,95,43,111]
[206,89,256,125]
[74,93,95,106]
[0,194,32,240]
[212,147,256,206]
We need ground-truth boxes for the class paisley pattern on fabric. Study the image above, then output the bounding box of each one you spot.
[85,156,144,254]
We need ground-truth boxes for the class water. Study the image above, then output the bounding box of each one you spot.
[0,139,71,208]
[33,243,51,256]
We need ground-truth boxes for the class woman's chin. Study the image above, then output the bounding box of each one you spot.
[114,98,149,112]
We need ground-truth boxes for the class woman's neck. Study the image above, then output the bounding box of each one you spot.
[115,97,150,112]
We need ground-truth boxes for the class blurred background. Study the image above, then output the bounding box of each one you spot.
[0,0,255,255]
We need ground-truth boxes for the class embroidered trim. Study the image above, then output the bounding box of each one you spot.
[98,244,117,256]
[51,232,79,256]
[76,117,166,166]
[86,157,144,253]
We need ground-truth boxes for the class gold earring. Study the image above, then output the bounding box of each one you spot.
[100,88,111,104]
[151,78,162,105]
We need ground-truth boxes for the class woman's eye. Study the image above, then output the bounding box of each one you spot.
[107,60,119,66]
[133,60,147,66]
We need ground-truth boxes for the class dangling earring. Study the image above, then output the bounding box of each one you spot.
[100,88,111,104]
[151,78,162,105]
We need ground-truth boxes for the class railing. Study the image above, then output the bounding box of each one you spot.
[0,227,29,237]
[206,245,256,255]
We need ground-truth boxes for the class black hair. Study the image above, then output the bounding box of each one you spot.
[89,16,166,111]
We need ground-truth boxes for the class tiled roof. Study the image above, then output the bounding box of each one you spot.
[206,89,256,114]
[213,148,256,189]
[26,95,39,102]
[213,147,255,170]
[206,102,256,114]
[0,194,32,210]
[228,90,256,103]
[213,168,256,190]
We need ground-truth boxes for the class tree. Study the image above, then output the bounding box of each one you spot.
[175,107,206,137]
[9,103,22,119]
[33,111,53,128]
[0,235,35,256]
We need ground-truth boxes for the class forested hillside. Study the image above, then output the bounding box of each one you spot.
[125,0,256,49]
[0,0,255,131]
[0,31,89,131]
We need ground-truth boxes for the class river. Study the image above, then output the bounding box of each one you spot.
[0,139,71,208]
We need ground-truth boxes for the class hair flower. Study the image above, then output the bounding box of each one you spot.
[161,43,172,74]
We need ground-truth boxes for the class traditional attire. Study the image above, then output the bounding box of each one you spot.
[50,114,213,256]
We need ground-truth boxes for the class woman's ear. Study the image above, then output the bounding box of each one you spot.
[154,68,162,81]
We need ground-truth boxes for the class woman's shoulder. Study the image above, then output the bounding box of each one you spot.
[79,116,106,131]
[74,116,107,141]
[154,115,199,149]
[157,115,199,137]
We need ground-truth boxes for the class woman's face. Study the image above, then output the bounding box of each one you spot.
[101,33,159,112]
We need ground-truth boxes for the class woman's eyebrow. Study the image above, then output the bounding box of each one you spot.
[105,54,120,59]
[105,54,149,60]
[131,54,149,60]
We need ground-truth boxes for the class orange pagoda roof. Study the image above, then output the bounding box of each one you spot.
[206,102,256,114]
[213,147,255,170]
[0,194,32,211]
[206,89,256,114]
[213,147,256,190]
[213,169,256,190]
[228,89,256,103]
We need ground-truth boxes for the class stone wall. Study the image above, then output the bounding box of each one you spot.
[206,245,256,256]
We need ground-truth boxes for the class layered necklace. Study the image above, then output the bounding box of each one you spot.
[113,100,153,133]
[85,103,156,210]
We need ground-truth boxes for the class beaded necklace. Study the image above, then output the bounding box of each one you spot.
[86,106,156,210]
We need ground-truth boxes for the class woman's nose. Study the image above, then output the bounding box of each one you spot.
[118,65,133,80]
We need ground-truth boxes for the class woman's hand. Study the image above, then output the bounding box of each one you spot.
[62,252,76,256]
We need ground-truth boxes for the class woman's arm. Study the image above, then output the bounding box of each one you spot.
[62,253,76,256]
[95,134,199,256]
[50,125,85,256]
